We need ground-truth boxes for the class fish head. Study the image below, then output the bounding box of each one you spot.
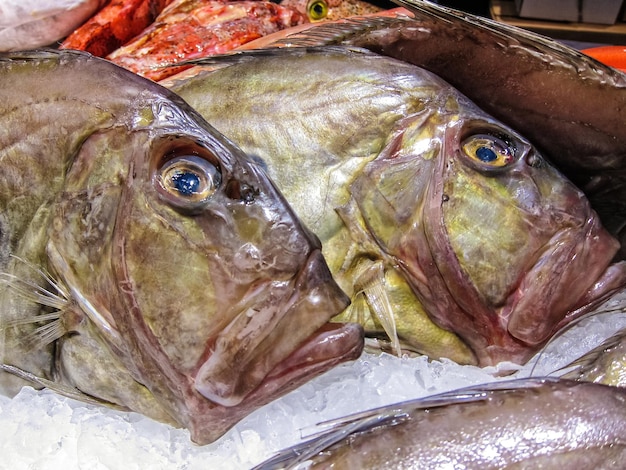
[280,0,386,22]
[352,89,625,365]
[24,51,360,443]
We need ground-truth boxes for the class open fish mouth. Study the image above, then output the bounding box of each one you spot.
[194,249,362,407]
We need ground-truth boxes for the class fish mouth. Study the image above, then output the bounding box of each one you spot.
[193,249,361,407]
[505,213,626,346]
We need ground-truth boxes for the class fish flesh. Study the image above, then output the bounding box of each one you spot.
[0,49,363,445]
[60,0,173,58]
[61,0,393,60]
[254,379,626,469]
[165,46,626,367]
[228,0,626,258]
[0,0,107,51]
[104,0,308,81]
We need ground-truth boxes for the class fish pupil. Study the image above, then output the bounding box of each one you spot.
[172,171,200,196]
[476,146,497,162]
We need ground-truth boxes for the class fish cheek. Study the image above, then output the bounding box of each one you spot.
[114,190,223,374]
[56,319,176,425]
[343,138,474,363]
[441,164,540,307]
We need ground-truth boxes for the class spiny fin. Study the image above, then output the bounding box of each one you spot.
[391,0,623,78]
[0,363,128,410]
[528,299,626,377]
[352,260,402,356]
[0,256,71,348]
[181,45,375,67]
[252,378,555,470]
[559,328,626,380]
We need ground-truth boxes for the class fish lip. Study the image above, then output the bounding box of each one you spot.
[242,321,364,397]
[193,249,356,407]
[185,321,363,445]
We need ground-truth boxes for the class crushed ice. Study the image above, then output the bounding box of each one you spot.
[2,301,626,469]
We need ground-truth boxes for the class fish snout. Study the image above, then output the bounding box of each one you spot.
[194,249,352,407]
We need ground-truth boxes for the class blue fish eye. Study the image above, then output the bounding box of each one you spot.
[171,171,201,196]
[461,133,515,169]
[476,146,497,162]
[156,154,221,209]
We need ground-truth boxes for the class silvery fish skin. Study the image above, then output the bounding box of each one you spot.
[236,0,626,257]
[166,47,626,366]
[0,49,363,445]
[0,0,107,51]
[255,379,626,469]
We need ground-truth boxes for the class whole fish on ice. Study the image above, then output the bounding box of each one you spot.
[166,46,626,367]
[0,49,363,445]
[255,379,626,469]
[0,0,107,51]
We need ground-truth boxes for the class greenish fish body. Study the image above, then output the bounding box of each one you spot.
[255,379,626,469]
[167,47,626,366]
[0,49,363,445]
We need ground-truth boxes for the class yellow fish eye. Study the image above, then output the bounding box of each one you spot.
[307,0,328,21]
[157,155,221,209]
[461,133,515,168]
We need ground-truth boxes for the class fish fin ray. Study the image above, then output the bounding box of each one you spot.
[393,0,626,81]
[254,378,555,469]
[0,363,128,410]
[529,300,626,376]
[266,14,414,48]
[559,327,626,380]
[353,260,402,356]
[0,256,74,347]
[181,45,374,67]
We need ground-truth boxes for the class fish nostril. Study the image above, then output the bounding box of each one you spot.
[525,152,543,168]
[225,180,256,203]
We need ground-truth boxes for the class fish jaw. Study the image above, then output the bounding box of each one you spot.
[188,322,363,445]
[193,249,354,406]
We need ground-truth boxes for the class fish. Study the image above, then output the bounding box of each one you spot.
[279,0,388,22]
[562,327,626,387]
[0,49,364,445]
[60,0,173,58]
[0,0,107,51]
[164,46,626,367]
[104,0,308,81]
[197,0,626,259]
[254,378,626,469]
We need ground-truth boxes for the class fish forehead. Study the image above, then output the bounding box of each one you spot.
[0,50,243,177]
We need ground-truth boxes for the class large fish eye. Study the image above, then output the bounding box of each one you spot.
[154,145,222,211]
[461,133,516,169]
[307,0,328,21]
